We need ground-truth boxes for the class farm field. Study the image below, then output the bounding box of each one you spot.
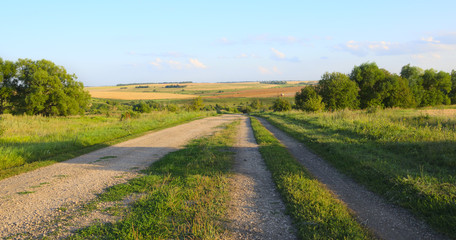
[86,81,313,100]
[255,108,456,238]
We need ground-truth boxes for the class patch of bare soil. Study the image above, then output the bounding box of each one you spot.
[256,117,448,240]
[0,114,241,239]
[224,117,296,240]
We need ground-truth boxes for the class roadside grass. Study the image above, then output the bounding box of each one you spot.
[249,117,372,239]
[256,109,456,238]
[70,121,239,239]
[0,111,215,180]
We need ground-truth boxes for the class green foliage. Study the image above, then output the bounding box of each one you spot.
[272,98,291,112]
[0,58,90,116]
[378,73,415,108]
[258,109,456,238]
[350,62,386,108]
[249,98,262,110]
[188,96,204,111]
[295,86,325,112]
[132,102,151,113]
[319,72,359,110]
[450,70,456,104]
[421,69,452,106]
[250,117,371,239]
[72,121,238,239]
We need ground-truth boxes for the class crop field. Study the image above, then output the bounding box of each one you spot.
[86,81,313,100]
[255,108,456,238]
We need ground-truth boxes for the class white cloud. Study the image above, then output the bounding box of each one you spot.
[336,35,456,57]
[271,48,286,59]
[258,66,281,75]
[149,58,163,69]
[167,60,183,70]
[270,48,300,62]
[189,58,207,69]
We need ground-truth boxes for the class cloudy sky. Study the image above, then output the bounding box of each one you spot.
[2,0,456,86]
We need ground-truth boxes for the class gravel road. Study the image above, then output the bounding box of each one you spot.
[0,114,240,238]
[225,116,296,240]
[256,117,448,240]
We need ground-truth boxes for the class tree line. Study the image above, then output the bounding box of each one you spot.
[295,62,456,112]
[0,58,90,116]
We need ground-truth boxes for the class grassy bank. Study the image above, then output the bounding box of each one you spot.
[0,111,215,180]
[71,121,239,239]
[249,117,371,239]
[256,109,456,238]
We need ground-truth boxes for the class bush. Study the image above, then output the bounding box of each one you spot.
[295,86,325,112]
[120,110,140,121]
[272,98,292,112]
[132,102,151,113]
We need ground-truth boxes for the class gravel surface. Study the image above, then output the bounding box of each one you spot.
[256,117,448,240]
[225,116,297,240]
[0,114,240,239]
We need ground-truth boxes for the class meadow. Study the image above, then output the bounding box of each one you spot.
[0,111,215,180]
[255,108,456,238]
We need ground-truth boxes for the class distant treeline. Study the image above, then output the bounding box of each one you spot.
[0,58,90,116]
[135,85,150,88]
[117,81,192,86]
[261,80,287,84]
[165,84,186,88]
[295,62,456,112]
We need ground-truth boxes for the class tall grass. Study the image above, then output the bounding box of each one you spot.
[256,108,456,238]
[71,121,239,239]
[0,111,215,179]
[250,117,371,239]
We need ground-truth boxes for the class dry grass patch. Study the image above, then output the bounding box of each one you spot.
[88,91,198,100]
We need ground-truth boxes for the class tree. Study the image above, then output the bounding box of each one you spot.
[295,86,324,112]
[379,74,414,108]
[349,62,386,108]
[420,69,452,106]
[450,70,456,104]
[401,64,424,106]
[0,58,17,114]
[319,72,359,110]
[6,59,90,116]
[272,98,291,112]
[133,101,151,113]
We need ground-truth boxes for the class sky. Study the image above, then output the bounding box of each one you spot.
[1,0,456,86]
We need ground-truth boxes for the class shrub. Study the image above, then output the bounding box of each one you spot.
[272,98,291,112]
[295,86,325,112]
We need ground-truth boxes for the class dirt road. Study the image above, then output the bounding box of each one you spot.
[256,117,448,240]
[0,115,240,238]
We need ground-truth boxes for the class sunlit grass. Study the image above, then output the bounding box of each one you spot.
[256,108,456,238]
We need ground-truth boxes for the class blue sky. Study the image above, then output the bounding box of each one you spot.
[2,0,456,86]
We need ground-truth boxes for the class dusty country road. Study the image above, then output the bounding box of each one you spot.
[0,114,241,238]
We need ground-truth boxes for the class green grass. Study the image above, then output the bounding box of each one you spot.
[0,111,216,180]
[70,121,239,239]
[255,109,456,238]
[249,117,371,239]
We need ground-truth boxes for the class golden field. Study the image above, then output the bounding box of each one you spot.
[86,81,313,100]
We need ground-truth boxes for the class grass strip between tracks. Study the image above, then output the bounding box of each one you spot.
[70,121,239,239]
[249,116,372,239]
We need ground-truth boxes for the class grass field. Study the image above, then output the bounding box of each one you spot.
[250,117,372,239]
[255,108,456,238]
[70,121,239,239]
[0,111,215,180]
[86,81,312,100]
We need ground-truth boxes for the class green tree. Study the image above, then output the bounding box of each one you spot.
[249,98,262,110]
[319,72,359,110]
[349,62,386,108]
[295,86,325,112]
[0,58,17,114]
[450,70,456,104]
[272,98,291,112]
[420,69,452,106]
[189,96,204,111]
[379,74,414,108]
[133,101,151,113]
[400,64,424,106]
[11,59,90,116]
